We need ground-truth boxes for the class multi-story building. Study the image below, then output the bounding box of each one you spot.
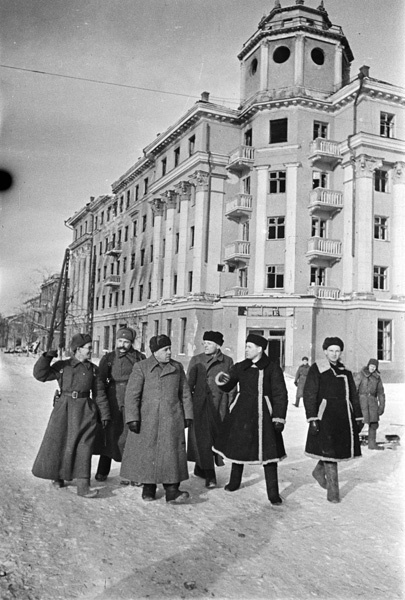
[65,0,405,381]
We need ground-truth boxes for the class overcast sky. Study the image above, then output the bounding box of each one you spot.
[0,0,404,316]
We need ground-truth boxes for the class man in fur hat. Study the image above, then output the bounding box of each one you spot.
[187,331,235,488]
[32,333,110,498]
[355,358,386,450]
[93,326,146,483]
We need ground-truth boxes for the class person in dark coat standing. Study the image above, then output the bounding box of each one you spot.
[213,333,288,505]
[32,333,110,498]
[355,358,386,450]
[187,331,235,488]
[93,327,146,483]
[304,337,363,503]
[293,357,310,407]
[120,335,194,504]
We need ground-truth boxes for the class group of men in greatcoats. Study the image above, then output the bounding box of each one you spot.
[32,327,365,505]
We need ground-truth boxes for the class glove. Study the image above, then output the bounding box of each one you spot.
[217,372,230,384]
[102,420,109,429]
[184,419,193,429]
[309,420,320,435]
[128,421,140,434]
[45,349,58,358]
[357,421,364,433]
[273,422,284,433]
[378,407,384,416]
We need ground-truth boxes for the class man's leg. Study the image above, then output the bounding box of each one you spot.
[95,455,112,481]
[163,483,190,504]
[264,462,282,505]
[224,463,244,492]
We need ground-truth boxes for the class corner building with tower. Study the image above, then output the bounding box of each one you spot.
[66,1,405,381]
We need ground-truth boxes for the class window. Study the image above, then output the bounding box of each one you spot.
[150,245,154,262]
[107,207,111,222]
[130,287,134,303]
[373,266,388,290]
[154,320,159,336]
[312,171,328,189]
[310,266,326,286]
[311,47,325,65]
[188,135,195,156]
[113,202,118,217]
[104,326,110,350]
[124,226,129,242]
[238,267,248,288]
[114,292,119,307]
[273,46,291,63]
[102,295,106,309]
[138,284,143,301]
[142,215,147,232]
[141,322,147,353]
[140,248,145,266]
[188,271,193,293]
[135,185,139,201]
[133,220,138,237]
[380,112,394,138]
[112,233,116,248]
[100,211,104,225]
[97,268,101,283]
[242,221,250,241]
[174,147,180,167]
[162,158,167,177]
[126,190,130,209]
[104,237,109,253]
[94,216,98,231]
[95,297,99,311]
[131,253,135,269]
[375,170,388,193]
[143,178,149,196]
[269,171,286,193]
[374,216,389,241]
[121,290,125,305]
[79,225,83,237]
[162,238,166,257]
[175,233,179,253]
[109,293,113,308]
[249,58,258,75]
[110,262,114,275]
[244,128,252,146]
[119,196,124,213]
[190,226,195,247]
[243,176,251,194]
[103,265,107,279]
[269,118,288,143]
[311,217,327,238]
[148,281,151,299]
[118,229,122,244]
[173,274,178,295]
[266,265,284,289]
[377,320,392,361]
[117,260,121,276]
[99,242,102,256]
[166,319,172,338]
[160,278,164,297]
[180,318,187,354]
[267,217,285,240]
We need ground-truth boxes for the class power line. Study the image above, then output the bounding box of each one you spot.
[0,63,240,105]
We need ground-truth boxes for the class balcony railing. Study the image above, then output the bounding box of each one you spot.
[223,286,249,297]
[309,138,342,169]
[307,285,341,299]
[309,187,343,215]
[105,275,121,286]
[224,240,251,265]
[225,193,253,222]
[105,242,122,256]
[227,145,255,172]
[306,237,342,264]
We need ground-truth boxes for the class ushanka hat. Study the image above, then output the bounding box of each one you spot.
[116,327,135,342]
[203,331,224,346]
[70,333,92,352]
[367,358,379,371]
[149,334,171,353]
[322,337,344,351]
[246,333,268,351]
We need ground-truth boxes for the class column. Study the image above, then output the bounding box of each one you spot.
[150,198,164,301]
[260,41,269,91]
[240,61,247,104]
[341,158,354,294]
[206,176,226,294]
[334,44,343,90]
[253,166,268,294]
[284,162,300,293]
[175,181,191,297]
[391,162,405,297]
[189,170,209,294]
[162,191,177,299]
[294,34,305,87]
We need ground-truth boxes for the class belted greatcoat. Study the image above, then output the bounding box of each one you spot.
[32,353,110,481]
[120,355,193,484]
[354,367,386,424]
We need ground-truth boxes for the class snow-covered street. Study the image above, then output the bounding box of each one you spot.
[0,352,403,600]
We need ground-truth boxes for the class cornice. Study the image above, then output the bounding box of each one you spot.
[340,132,405,158]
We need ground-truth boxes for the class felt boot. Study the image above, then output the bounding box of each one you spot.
[77,478,98,498]
[193,464,205,479]
[164,483,190,504]
[368,424,384,450]
[312,460,327,489]
[324,462,340,503]
[264,463,282,505]
[51,479,64,488]
[142,484,157,501]
[224,463,244,492]
[204,468,217,488]
[95,455,112,481]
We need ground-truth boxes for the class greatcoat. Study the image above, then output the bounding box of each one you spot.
[187,351,236,470]
[304,360,362,462]
[120,355,193,484]
[93,347,145,461]
[32,354,110,481]
[294,363,310,401]
[354,367,386,424]
[212,354,288,465]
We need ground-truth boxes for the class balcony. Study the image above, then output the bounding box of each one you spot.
[308,138,342,170]
[227,145,255,173]
[105,242,122,257]
[309,188,343,216]
[307,285,341,300]
[225,193,253,222]
[306,237,342,265]
[223,286,249,297]
[224,240,251,267]
[105,275,121,287]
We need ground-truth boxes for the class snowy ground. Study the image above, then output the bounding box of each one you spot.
[0,352,404,600]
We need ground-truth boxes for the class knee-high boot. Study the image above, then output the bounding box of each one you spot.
[324,461,340,503]
[368,423,383,450]
[264,462,282,505]
[96,455,112,481]
[77,478,98,498]
[312,460,327,489]
[224,463,244,492]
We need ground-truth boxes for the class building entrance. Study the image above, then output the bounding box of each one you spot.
[247,328,285,369]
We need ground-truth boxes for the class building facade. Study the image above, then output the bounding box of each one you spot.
[65,1,405,381]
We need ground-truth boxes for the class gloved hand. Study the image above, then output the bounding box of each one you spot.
[357,421,364,433]
[102,420,109,429]
[378,407,384,416]
[309,420,320,435]
[217,372,230,384]
[184,419,193,428]
[128,421,140,434]
[45,349,58,358]
[273,422,284,433]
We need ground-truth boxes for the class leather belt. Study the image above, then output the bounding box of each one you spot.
[62,391,91,399]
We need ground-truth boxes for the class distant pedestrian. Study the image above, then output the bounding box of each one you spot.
[93,327,146,483]
[355,358,386,451]
[187,331,235,488]
[304,337,363,503]
[120,335,193,503]
[32,333,110,498]
[293,356,310,407]
[213,333,288,505]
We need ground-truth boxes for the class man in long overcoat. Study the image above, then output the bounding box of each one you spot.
[187,330,235,488]
[354,358,386,450]
[213,333,288,505]
[120,335,193,503]
[304,336,363,503]
[293,356,310,407]
[93,327,145,483]
[32,333,110,498]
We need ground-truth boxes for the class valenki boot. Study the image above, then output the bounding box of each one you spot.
[312,460,327,489]
[224,463,244,492]
[77,478,98,498]
[164,483,190,504]
[324,462,340,503]
[264,463,282,505]
[368,424,384,450]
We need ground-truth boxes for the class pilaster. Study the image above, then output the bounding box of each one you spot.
[341,158,354,293]
[334,43,343,90]
[294,34,305,87]
[149,198,165,301]
[392,162,405,298]
[284,162,300,293]
[162,190,177,299]
[253,166,268,294]
[175,181,192,297]
[260,41,269,91]
[189,171,209,294]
